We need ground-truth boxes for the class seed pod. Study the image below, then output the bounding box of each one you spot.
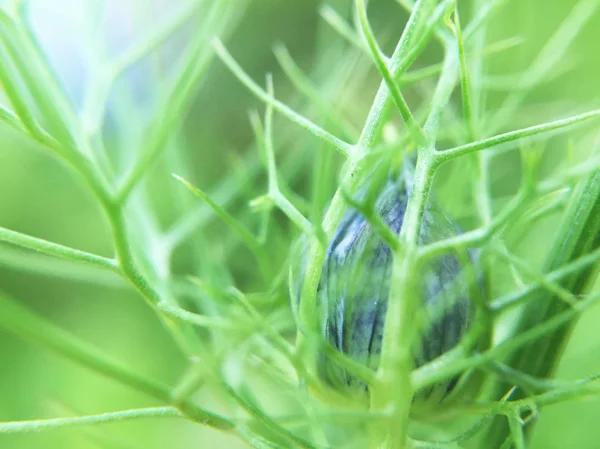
[297,173,477,398]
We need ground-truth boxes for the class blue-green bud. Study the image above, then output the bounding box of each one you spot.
[298,174,477,399]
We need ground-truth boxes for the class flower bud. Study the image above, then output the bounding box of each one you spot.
[298,174,476,398]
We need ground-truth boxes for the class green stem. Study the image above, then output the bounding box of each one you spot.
[490,246,600,311]
[412,286,600,392]
[103,200,204,357]
[437,109,600,164]
[0,407,182,434]
[356,0,426,146]
[369,157,436,449]
[0,294,234,432]
[0,227,118,272]
[211,38,354,158]
[116,0,244,202]
[485,169,600,445]
[294,5,450,448]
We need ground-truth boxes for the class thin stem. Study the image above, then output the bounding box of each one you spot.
[83,0,208,137]
[412,288,600,391]
[0,407,182,434]
[436,109,600,164]
[264,74,278,192]
[486,0,599,135]
[319,5,367,52]
[172,175,263,254]
[0,11,77,149]
[116,0,243,202]
[356,0,448,149]
[0,294,234,431]
[0,40,70,158]
[370,160,436,449]
[273,43,359,141]
[258,75,325,244]
[211,38,354,158]
[418,188,528,261]
[112,0,206,75]
[422,50,458,137]
[367,17,462,449]
[452,6,476,142]
[508,412,526,449]
[0,245,125,287]
[103,201,203,357]
[0,103,27,132]
[0,226,119,273]
[340,188,401,252]
[157,302,238,331]
[490,246,600,311]
[492,244,577,308]
[356,0,426,146]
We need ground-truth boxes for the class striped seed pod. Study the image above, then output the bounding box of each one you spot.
[298,172,478,400]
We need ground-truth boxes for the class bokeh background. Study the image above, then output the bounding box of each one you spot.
[0,0,599,448]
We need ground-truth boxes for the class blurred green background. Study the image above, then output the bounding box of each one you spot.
[0,0,599,448]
